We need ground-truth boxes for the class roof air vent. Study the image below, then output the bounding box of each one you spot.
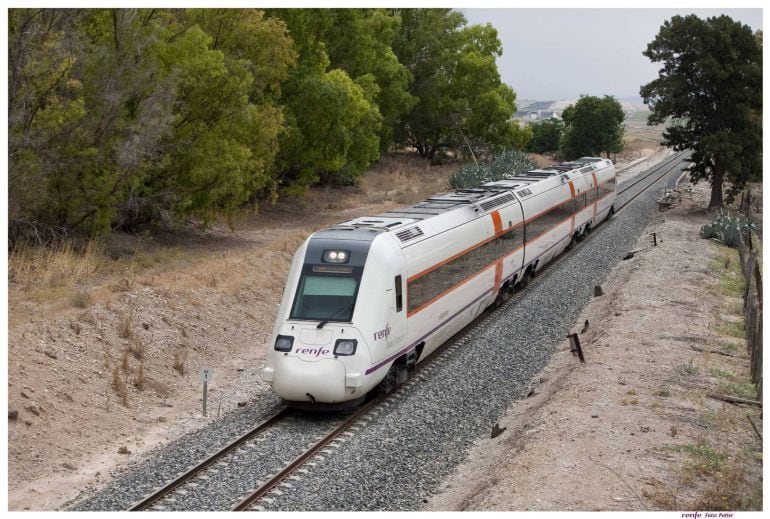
[395,226,424,243]
[479,193,515,212]
[517,188,533,198]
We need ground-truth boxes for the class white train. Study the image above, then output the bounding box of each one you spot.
[262,157,616,407]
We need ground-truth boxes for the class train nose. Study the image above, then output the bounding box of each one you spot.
[269,356,352,403]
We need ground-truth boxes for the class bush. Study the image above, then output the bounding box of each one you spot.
[700,212,754,248]
[449,149,536,189]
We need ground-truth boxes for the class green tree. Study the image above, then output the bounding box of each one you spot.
[392,9,525,160]
[640,14,762,208]
[526,118,564,154]
[323,9,416,151]
[267,9,383,189]
[9,10,89,238]
[9,8,295,236]
[149,10,294,224]
[559,95,625,160]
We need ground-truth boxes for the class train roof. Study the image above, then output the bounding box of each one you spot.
[324,157,612,245]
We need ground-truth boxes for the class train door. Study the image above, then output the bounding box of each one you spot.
[386,274,408,353]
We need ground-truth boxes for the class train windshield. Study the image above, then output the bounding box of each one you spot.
[289,269,360,322]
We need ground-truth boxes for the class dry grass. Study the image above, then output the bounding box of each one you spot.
[650,444,761,510]
[79,309,97,326]
[678,441,729,481]
[9,241,109,308]
[121,349,130,374]
[111,277,135,293]
[645,236,763,512]
[117,312,134,339]
[9,241,107,290]
[527,153,556,168]
[359,152,458,207]
[173,352,186,375]
[111,366,129,407]
[709,247,744,299]
[714,317,745,339]
[129,337,145,360]
[618,138,663,162]
[71,288,93,309]
[133,360,145,390]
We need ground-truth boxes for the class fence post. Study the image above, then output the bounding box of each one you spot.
[737,231,747,274]
[737,231,762,402]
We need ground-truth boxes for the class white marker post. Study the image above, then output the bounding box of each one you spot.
[200,368,214,416]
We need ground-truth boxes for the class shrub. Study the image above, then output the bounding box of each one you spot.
[449,149,536,189]
[700,212,754,248]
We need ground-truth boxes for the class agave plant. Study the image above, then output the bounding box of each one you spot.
[700,211,755,248]
[449,149,536,189]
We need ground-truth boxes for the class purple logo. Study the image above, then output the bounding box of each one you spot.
[374,325,391,341]
[296,347,330,358]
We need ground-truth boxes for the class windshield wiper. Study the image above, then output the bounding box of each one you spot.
[317,303,353,329]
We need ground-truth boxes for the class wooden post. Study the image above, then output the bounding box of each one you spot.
[203,380,208,416]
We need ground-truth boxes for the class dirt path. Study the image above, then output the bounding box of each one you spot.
[424,177,762,511]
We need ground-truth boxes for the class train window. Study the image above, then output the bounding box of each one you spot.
[597,177,616,199]
[525,198,576,243]
[395,275,403,312]
[407,224,524,314]
[290,270,360,322]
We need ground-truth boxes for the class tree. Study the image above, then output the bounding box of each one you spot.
[9,8,295,236]
[526,118,564,154]
[559,95,625,160]
[149,10,294,224]
[266,9,383,189]
[392,9,526,160]
[640,15,762,209]
[323,9,416,151]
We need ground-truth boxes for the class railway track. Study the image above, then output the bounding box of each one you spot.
[615,150,690,211]
[127,150,690,512]
[127,407,290,511]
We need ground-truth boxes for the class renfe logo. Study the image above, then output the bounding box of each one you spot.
[295,347,330,358]
[374,325,391,341]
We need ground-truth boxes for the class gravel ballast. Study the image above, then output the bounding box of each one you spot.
[70,158,686,511]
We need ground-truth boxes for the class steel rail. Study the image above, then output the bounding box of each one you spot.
[615,152,689,211]
[231,396,383,511]
[616,150,689,204]
[127,406,290,511]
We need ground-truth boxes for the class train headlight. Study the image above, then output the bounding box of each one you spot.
[323,250,350,263]
[334,339,358,356]
[274,335,294,352]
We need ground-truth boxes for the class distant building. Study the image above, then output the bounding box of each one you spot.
[514,109,561,121]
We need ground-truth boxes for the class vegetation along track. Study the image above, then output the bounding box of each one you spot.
[127,151,691,512]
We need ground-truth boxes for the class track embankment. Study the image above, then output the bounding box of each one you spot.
[424,176,763,511]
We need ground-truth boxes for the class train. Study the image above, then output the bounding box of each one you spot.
[262,157,616,407]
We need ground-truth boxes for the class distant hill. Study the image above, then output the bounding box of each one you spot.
[524,100,555,111]
[516,99,538,109]
[620,95,648,109]
[519,97,649,115]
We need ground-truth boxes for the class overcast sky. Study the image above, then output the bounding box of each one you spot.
[461,8,763,102]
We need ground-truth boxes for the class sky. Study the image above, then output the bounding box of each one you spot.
[462,8,763,102]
